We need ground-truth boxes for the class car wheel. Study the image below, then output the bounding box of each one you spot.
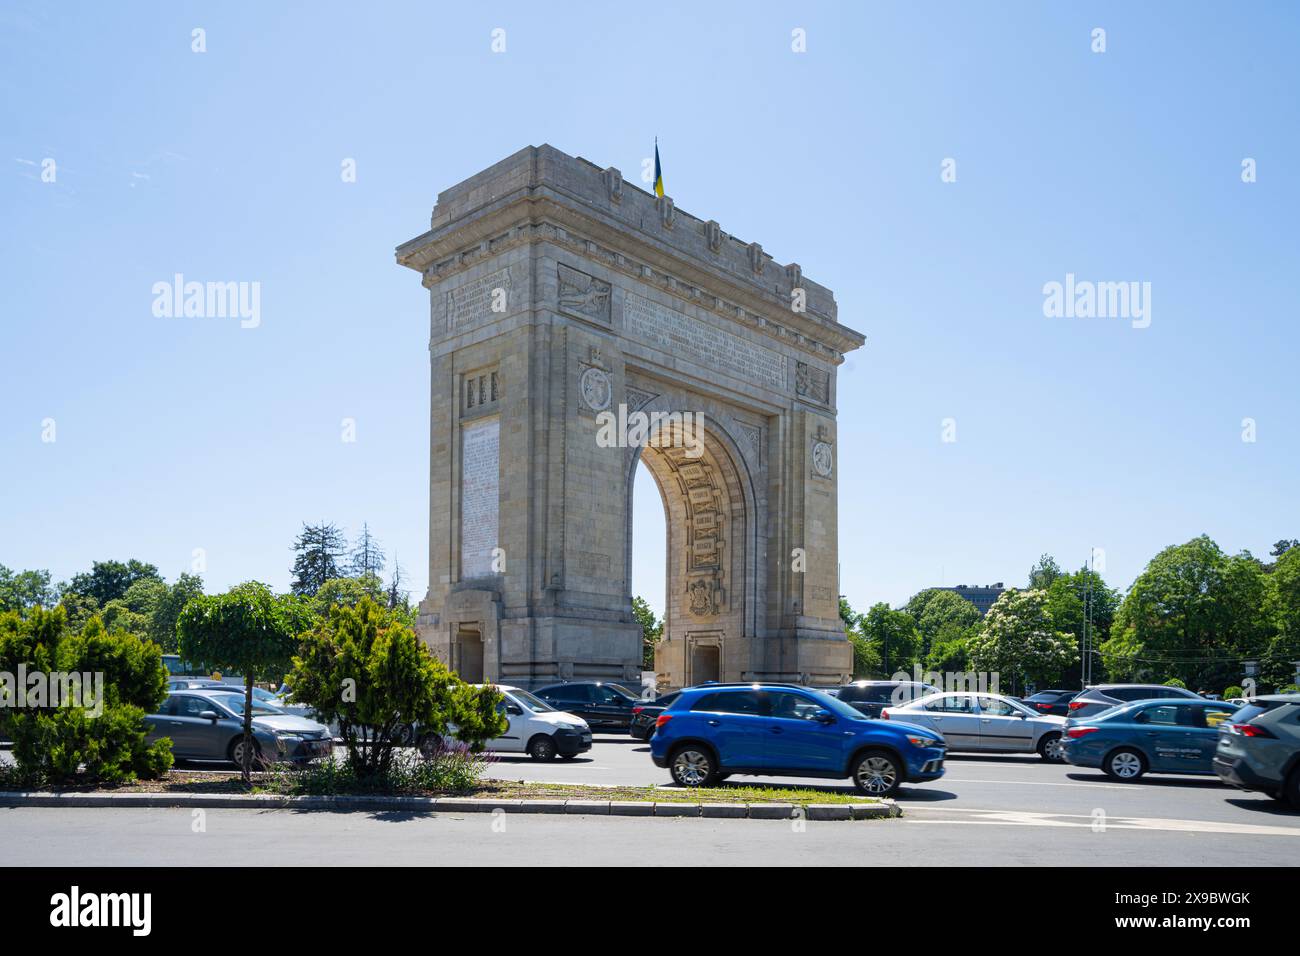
[852,750,902,797]
[1104,747,1146,781]
[527,735,558,761]
[669,745,720,787]
[228,736,262,769]
[1284,768,1300,811]
[416,732,443,759]
[1037,732,1066,763]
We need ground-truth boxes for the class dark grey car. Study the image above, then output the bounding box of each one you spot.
[1067,683,1202,719]
[146,690,332,766]
[1213,694,1300,808]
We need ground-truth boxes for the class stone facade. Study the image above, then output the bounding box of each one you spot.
[396,145,865,690]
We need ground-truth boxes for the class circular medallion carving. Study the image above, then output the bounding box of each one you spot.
[812,440,833,477]
[580,367,612,411]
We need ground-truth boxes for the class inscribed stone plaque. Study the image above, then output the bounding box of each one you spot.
[624,293,786,390]
[446,268,511,331]
[460,418,499,578]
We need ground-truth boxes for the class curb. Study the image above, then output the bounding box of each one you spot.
[0,791,899,820]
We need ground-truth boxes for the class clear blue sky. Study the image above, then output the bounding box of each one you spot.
[3,2,1297,620]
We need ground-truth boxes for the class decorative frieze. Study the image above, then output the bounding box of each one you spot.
[624,293,787,391]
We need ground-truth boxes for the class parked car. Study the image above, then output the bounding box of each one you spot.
[1061,698,1241,781]
[630,691,681,741]
[534,681,641,729]
[1067,683,1203,719]
[420,685,592,760]
[1213,694,1300,808]
[835,680,941,719]
[167,678,280,705]
[146,690,332,766]
[883,691,1067,761]
[649,682,946,796]
[160,655,242,683]
[1022,689,1078,717]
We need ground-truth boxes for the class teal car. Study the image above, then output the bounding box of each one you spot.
[1061,698,1241,781]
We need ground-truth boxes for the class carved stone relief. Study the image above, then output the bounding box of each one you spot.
[557,263,611,324]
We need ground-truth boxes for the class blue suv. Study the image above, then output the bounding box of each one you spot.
[649,683,947,796]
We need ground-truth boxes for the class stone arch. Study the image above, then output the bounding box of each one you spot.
[623,402,761,686]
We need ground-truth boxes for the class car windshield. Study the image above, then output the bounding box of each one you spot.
[802,688,868,721]
[605,684,638,701]
[208,693,285,717]
[509,689,556,712]
[1229,702,1280,724]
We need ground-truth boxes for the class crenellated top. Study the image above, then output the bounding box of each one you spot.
[396,145,865,359]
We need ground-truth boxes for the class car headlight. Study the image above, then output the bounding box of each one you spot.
[556,722,583,731]
[906,734,942,748]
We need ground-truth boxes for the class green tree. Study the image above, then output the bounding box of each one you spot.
[350,523,387,578]
[968,589,1076,694]
[904,589,981,655]
[288,597,506,780]
[290,522,349,597]
[862,602,923,675]
[1102,536,1271,689]
[0,607,173,785]
[176,582,308,782]
[310,574,387,618]
[65,560,162,606]
[1044,567,1120,686]
[1263,545,1300,690]
[1028,554,1063,590]
[632,596,662,669]
[0,565,57,612]
[925,620,975,673]
[145,573,205,652]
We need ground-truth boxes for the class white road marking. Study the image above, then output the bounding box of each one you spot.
[903,805,1300,837]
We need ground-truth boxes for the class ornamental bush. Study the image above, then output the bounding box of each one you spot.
[288,597,506,781]
[0,607,173,786]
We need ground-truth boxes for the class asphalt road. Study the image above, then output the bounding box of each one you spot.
[2,735,1297,865]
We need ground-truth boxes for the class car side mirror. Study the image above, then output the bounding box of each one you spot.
[506,704,523,716]
[199,711,220,721]
[814,709,835,724]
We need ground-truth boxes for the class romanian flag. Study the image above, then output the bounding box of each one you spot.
[653,140,665,198]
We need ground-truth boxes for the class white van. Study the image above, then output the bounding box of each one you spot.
[422,685,592,761]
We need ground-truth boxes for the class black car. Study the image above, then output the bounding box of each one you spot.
[835,680,940,719]
[1022,689,1079,716]
[629,691,681,740]
[534,681,642,729]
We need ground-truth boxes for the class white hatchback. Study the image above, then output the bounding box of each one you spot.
[883,692,1067,762]
[476,685,593,761]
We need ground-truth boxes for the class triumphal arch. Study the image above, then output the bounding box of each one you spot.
[396,145,864,690]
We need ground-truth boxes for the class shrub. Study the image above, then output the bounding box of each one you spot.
[1163,677,1187,689]
[1223,685,1245,700]
[267,742,490,796]
[288,597,506,782]
[0,608,173,787]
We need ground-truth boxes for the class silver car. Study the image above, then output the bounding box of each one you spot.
[147,690,332,766]
[883,691,1067,762]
